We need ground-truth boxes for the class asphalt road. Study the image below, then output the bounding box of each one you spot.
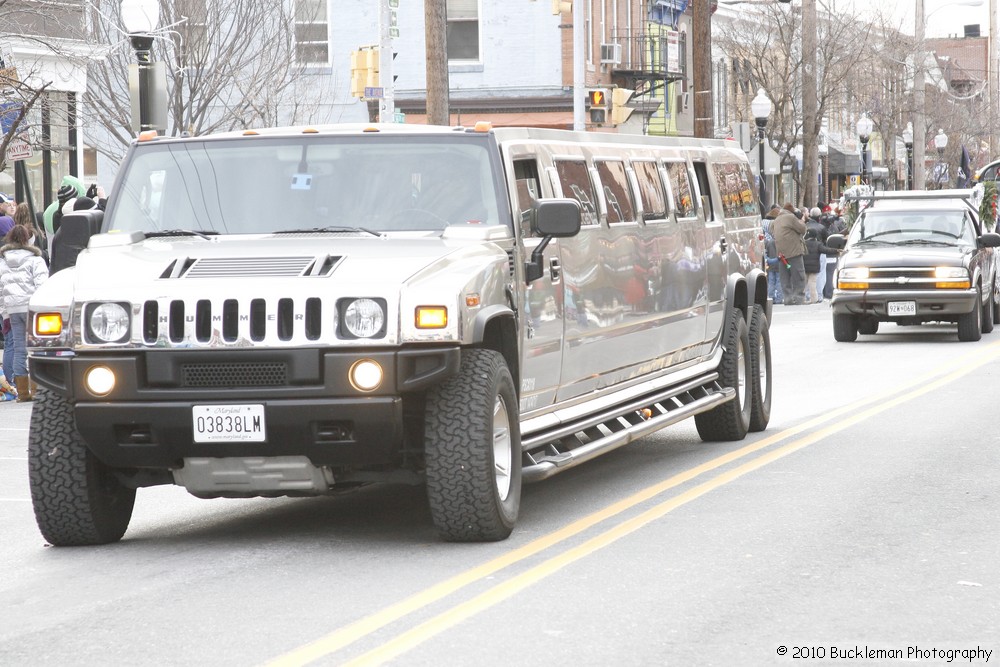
[1,302,998,666]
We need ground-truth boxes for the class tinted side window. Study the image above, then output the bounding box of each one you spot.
[633,160,666,220]
[714,163,738,219]
[595,160,635,224]
[513,159,541,236]
[555,159,598,226]
[739,163,758,216]
[665,162,695,218]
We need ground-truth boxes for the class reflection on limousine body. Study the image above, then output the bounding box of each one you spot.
[26,123,772,546]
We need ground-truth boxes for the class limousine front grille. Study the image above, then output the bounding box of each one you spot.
[182,361,288,387]
[140,297,324,345]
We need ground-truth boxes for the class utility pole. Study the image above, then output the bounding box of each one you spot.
[990,0,998,161]
[425,0,449,125]
[913,0,927,190]
[692,0,713,138]
[801,0,818,206]
[378,0,396,123]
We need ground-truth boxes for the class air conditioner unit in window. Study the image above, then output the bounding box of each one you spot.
[600,43,621,65]
[676,92,690,111]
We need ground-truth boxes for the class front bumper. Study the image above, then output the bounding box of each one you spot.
[830,288,978,319]
[29,346,460,469]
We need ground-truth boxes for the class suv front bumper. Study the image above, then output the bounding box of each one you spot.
[831,288,978,319]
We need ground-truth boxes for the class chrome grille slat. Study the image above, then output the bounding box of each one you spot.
[182,257,314,278]
[139,297,326,346]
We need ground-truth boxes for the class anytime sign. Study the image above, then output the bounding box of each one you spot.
[5,134,32,162]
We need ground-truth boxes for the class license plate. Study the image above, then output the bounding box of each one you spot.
[887,301,916,316]
[193,404,266,442]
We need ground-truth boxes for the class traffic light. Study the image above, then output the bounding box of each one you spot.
[551,1,572,14]
[611,88,635,126]
[587,89,608,125]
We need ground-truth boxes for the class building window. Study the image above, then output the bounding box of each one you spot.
[447,0,479,61]
[296,0,329,65]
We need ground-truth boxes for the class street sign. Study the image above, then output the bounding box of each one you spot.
[365,86,384,99]
[0,101,26,135]
[5,134,33,162]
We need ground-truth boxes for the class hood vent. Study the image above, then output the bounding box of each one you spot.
[159,255,342,279]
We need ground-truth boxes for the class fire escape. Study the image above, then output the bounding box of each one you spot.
[608,28,687,131]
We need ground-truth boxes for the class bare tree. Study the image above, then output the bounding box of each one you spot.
[716,3,877,205]
[83,0,341,164]
[0,0,82,175]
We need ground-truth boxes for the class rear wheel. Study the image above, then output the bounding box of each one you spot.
[833,313,858,342]
[958,289,983,341]
[424,349,521,542]
[695,308,752,442]
[747,304,771,432]
[29,387,135,546]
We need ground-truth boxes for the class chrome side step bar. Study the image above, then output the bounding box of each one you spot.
[521,372,734,483]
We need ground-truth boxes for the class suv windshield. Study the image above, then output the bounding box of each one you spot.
[106,135,504,235]
[849,209,976,247]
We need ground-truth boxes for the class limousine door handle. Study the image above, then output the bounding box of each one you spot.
[719,235,728,254]
[549,258,562,282]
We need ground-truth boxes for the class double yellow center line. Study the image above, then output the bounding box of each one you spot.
[267,340,1000,666]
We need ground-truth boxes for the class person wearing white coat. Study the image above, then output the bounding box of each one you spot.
[0,225,47,401]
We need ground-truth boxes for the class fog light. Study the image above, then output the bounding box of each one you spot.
[350,359,383,391]
[85,366,116,396]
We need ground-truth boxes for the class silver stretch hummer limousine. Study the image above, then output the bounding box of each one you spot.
[27,123,772,546]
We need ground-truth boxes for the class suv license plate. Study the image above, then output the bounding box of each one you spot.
[193,404,266,442]
[887,301,916,317]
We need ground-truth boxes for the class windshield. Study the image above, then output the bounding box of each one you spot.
[848,209,977,247]
[106,135,504,235]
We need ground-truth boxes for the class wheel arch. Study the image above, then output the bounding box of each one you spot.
[472,306,520,395]
[725,274,750,322]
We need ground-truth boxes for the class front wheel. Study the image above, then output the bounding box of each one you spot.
[747,304,771,432]
[958,289,983,341]
[28,387,135,546]
[424,349,521,541]
[695,307,752,442]
[833,313,858,342]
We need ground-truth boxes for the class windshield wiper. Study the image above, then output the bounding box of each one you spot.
[274,226,383,237]
[144,229,218,240]
[894,239,951,246]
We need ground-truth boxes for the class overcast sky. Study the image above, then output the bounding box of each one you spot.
[841,0,994,38]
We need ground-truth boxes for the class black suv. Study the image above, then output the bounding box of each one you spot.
[827,189,1000,342]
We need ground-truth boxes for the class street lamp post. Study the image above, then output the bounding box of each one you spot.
[120,0,160,135]
[902,122,914,191]
[934,128,949,189]
[751,88,772,212]
[857,114,873,186]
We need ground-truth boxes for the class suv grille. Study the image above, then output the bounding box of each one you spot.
[141,297,324,345]
[864,267,957,291]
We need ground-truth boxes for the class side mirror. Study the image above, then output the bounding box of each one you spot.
[525,199,581,283]
[978,232,1000,248]
[826,233,847,250]
[533,198,581,238]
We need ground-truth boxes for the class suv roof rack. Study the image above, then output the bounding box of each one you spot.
[844,187,982,218]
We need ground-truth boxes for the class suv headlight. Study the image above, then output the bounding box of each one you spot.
[339,298,386,339]
[838,267,869,289]
[934,266,970,288]
[85,302,131,343]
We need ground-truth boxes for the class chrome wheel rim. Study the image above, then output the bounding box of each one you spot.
[493,395,512,501]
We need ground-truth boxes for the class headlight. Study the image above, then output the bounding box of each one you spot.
[341,298,386,339]
[934,267,967,279]
[837,267,869,290]
[86,302,131,343]
[934,266,970,288]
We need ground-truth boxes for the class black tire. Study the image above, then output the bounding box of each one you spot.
[695,308,752,442]
[958,288,983,341]
[857,317,879,336]
[747,304,771,432]
[833,313,858,342]
[28,387,135,546]
[982,289,994,333]
[425,349,521,542]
